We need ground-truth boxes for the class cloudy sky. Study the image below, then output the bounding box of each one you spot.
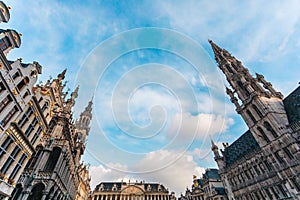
[4,0,300,195]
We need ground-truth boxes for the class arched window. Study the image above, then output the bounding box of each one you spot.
[252,105,263,118]
[263,122,278,138]
[44,147,61,172]
[257,127,270,143]
[28,183,45,200]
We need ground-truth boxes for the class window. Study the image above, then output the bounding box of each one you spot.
[9,153,27,180]
[264,188,273,200]
[16,77,29,92]
[1,106,19,127]
[0,82,5,93]
[0,95,12,113]
[22,90,30,99]
[253,165,261,175]
[44,147,61,172]
[41,102,49,112]
[290,178,300,192]
[237,81,250,95]
[24,117,39,137]
[274,151,285,164]
[264,122,278,138]
[31,127,42,145]
[246,110,256,123]
[257,127,270,143]
[263,160,272,172]
[1,145,21,174]
[252,105,263,118]
[0,36,12,51]
[12,71,20,80]
[283,147,294,159]
[18,106,34,128]
[0,136,13,160]
[277,185,288,197]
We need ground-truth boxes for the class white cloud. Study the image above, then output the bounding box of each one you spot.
[167,112,234,142]
[90,149,205,195]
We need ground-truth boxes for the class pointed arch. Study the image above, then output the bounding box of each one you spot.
[27,183,45,200]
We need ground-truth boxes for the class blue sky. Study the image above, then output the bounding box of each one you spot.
[3,0,300,195]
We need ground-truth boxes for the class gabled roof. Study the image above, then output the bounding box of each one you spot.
[283,86,300,125]
[223,130,260,167]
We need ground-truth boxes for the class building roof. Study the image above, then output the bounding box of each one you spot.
[223,130,260,167]
[203,168,221,180]
[214,187,226,195]
[94,182,168,193]
[283,86,300,125]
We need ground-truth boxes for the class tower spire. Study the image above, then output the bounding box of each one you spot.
[57,69,67,81]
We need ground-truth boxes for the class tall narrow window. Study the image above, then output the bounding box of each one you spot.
[1,145,21,174]
[290,178,300,192]
[270,187,279,199]
[44,147,61,172]
[0,136,13,160]
[18,106,34,128]
[246,110,256,123]
[264,160,272,172]
[277,185,288,197]
[0,95,12,113]
[9,153,27,180]
[0,82,5,93]
[264,122,278,138]
[274,151,285,164]
[283,147,294,159]
[252,105,263,118]
[31,127,42,145]
[1,106,19,127]
[237,81,250,95]
[257,127,270,143]
[24,117,39,137]
[41,102,49,112]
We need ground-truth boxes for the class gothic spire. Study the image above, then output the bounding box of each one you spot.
[208,39,236,66]
[57,69,67,81]
[81,97,93,119]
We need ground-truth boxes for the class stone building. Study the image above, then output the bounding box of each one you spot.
[209,40,300,199]
[92,181,173,200]
[75,163,91,200]
[179,169,226,200]
[0,1,48,198]
[9,70,93,200]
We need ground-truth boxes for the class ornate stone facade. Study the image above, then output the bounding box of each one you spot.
[179,169,227,200]
[75,163,91,200]
[0,1,92,199]
[92,182,174,200]
[209,40,300,200]
[0,1,46,198]
[9,70,93,200]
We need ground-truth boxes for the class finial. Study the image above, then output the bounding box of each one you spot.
[8,6,11,10]
[19,33,22,37]
[208,39,212,43]
[58,69,67,80]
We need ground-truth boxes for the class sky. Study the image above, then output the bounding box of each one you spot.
[3,0,300,195]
